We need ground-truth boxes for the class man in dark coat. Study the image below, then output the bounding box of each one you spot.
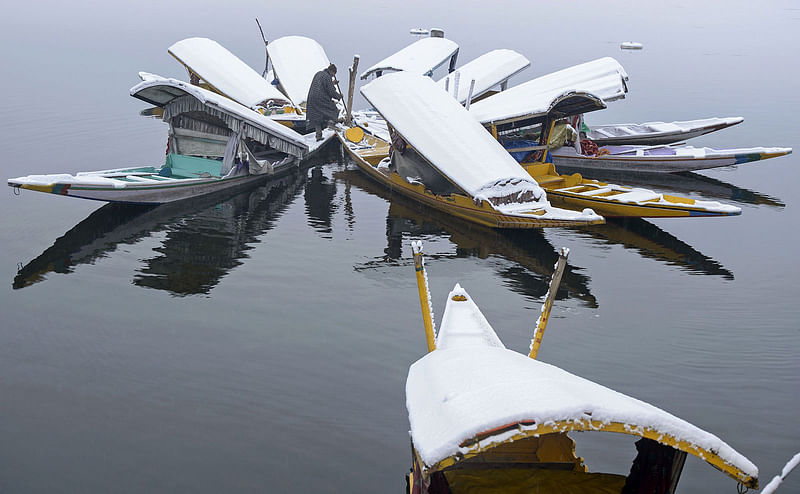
[306,64,341,141]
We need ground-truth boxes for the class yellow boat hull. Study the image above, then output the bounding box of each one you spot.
[524,163,741,217]
[339,133,603,229]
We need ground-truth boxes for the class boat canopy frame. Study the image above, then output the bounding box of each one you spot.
[131,77,308,159]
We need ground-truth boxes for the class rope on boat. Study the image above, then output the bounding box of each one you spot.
[737,482,749,493]
[12,185,21,195]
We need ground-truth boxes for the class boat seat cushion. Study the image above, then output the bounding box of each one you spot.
[163,154,223,178]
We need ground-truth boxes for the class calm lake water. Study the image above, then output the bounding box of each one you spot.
[1,1,798,492]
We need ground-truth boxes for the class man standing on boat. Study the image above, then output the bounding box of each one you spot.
[306,64,342,141]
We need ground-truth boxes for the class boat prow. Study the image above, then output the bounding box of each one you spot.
[406,282,759,491]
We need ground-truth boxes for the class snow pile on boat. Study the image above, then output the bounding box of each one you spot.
[168,37,290,108]
[267,36,331,107]
[470,57,628,125]
[438,49,530,104]
[360,37,459,80]
[406,284,758,480]
[360,72,600,222]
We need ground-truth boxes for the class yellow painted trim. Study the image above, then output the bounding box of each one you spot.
[424,420,757,489]
[19,184,55,193]
[412,249,436,352]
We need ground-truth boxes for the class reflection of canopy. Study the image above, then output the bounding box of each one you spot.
[470,57,627,127]
[438,49,530,104]
[130,76,307,158]
[360,72,543,202]
[360,37,459,80]
[407,285,758,488]
[267,36,331,107]
[167,37,290,108]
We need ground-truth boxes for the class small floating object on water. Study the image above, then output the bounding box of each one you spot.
[620,41,643,50]
[410,27,430,36]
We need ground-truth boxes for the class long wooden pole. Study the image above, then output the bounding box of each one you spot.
[345,55,360,126]
[255,18,269,78]
[529,247,569,359]
[411,241,436,352]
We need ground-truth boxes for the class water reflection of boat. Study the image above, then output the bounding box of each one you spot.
[341,167,733,282]
[13,171,308,293]
[338,169,598,308]
[556,168,785,209]
[581,217,734,279]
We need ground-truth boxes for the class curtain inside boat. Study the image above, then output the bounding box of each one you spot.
[163,95,305,158]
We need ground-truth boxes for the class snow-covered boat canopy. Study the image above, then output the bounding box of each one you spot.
[406,284,758,488]
[470,57,628,130]
[360,37,459,80]
[360,71,546,204]
[130,76,307,159]
[438,49,530,104]
[167,37,291,109]
[267,36,331,108]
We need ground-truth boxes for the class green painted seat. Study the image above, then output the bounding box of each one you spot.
[161,154,224,179]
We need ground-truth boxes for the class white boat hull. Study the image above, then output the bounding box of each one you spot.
[551,145,792,173]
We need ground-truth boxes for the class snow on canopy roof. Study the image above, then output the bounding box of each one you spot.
[360,71,545,201]
[130,76,307,158]
[360,37,459,80]
[438,49,530,104]
[406,284,758,484]
[267,36,331,108]
[470,57,628,125]
[168,37,290,109]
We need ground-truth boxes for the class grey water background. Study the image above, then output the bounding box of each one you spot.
[1,0,798,492]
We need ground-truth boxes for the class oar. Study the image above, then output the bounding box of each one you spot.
[255,18,269,78]
[528,247,569,359]
[411,241,436,352]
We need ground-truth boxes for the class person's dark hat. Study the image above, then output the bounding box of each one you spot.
[327,63,337,74]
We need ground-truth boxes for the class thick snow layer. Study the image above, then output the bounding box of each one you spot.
[267,36,331,107]
[130,76,307,153]
[438,49,530,104]
[470,57,628,125]
[360,72,542,200]
[168,37,290,108]
[406,285,757,480]
[360,37,459,80]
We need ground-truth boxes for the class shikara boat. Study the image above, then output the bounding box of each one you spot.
[550,143,792,173]
[585,117,744,146]
[405,244,759,493]
[470,61,741,216]
[360,36,459,80]
[8,77,322,204]
[342,72,604,229]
